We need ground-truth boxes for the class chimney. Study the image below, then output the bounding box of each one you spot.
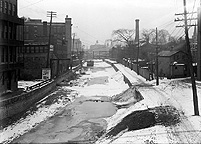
[65,15,72,59]
[43,21,47,37]
[134,19,139,44]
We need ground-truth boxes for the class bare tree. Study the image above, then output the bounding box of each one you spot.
[142,29,171,45]
[158,29,170,44]
[112,29,135,47]
[141,29,155,44]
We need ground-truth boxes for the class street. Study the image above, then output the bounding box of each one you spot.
[1,60,130,143]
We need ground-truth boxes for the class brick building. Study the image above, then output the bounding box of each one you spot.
[0,0,24,94]
[19,16,72,80]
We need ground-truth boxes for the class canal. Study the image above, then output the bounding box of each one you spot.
[0,60,129,143]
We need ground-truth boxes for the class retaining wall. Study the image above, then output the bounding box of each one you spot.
[0,66,81,120]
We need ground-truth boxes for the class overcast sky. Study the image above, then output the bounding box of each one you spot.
[18,0,199,48]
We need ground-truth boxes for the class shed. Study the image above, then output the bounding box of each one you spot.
[158,50,189,78]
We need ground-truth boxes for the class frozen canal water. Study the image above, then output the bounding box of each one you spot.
[0,60,129,143]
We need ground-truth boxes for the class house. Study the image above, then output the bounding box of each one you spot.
[0,0,24,94]
[158,50,189,78]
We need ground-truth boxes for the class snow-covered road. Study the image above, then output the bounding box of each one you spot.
[96,60,201,144]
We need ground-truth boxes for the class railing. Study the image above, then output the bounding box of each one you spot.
[25,79,53,92]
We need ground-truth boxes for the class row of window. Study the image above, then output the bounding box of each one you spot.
[0,23,23,40]
[18,46,48,54]
[0,0,17,16]
[24,25,65,34]
[0,46,17,63]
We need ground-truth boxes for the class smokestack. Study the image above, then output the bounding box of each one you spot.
[135,19,139,44]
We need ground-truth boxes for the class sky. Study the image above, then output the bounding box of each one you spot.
[18,0,199,48]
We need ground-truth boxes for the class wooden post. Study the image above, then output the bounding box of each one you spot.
[183,0,199,115]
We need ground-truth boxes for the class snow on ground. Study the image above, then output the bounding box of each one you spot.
[0,60,130,144]
[64,60,129,97]
[96,61,201,144]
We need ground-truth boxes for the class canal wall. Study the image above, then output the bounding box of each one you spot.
[104,59,132,87]
[0,66,81,120]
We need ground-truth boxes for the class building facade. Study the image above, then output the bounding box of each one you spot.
[0,0,24,94]
[19,16,72,80]
[72,38,82,52]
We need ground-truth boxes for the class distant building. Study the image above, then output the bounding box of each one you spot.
[89,42,111,59]
[72,38,82,53]
[0,0,24,94]
[158,50,189,78]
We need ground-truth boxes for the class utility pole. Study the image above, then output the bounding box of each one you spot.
[156,27,159,85]
[72,33,75,56]
[198,2,201,80]
[135,19,140,75]
[183,0,199,115]
[46,11,57,68]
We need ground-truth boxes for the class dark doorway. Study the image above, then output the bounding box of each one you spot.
[7,71,12,90]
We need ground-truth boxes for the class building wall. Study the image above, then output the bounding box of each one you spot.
[158,51,188,78]
[0,0,24,95]
[65,15,72,59]
[21,16,72,80]
[72,38,82,52]
[158,57,171,77]
[19,45,48,80]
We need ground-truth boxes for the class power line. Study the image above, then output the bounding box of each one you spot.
[189,0,197,26]
[76,27,105,44]
[19,0,44,10]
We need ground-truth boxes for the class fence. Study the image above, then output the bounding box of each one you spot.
[122,58,152,81]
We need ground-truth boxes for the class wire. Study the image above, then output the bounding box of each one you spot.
[189,0,197,26]
[19,0,44,10]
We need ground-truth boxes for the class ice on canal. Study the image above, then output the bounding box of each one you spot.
[0,60,129,143]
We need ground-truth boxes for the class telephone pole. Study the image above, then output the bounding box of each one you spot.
[46,11,57,68]
[135,19,140,75]
[198,2,201,80]
[183,0,199,115]
[156,27,159,85]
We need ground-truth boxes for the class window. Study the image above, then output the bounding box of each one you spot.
[8,3,11,15]
[35,46,39,53]
[34,26,37,33]
[5,46,8,62]
[12,4,16,16]
[0,0,3,13]
[25,26,29,32]
[4,1,8,14]
[13,47,16,62]
[4,25,8,39]
[0,46,4,63]
[0,23,2,39]
[8,25,11,39]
